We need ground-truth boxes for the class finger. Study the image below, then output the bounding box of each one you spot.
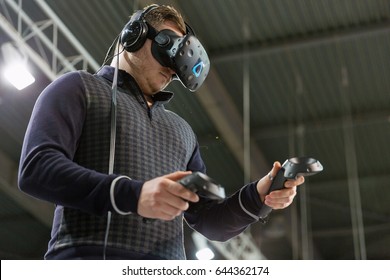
[259,161,281,184]
[265,187,296,209]
[163,171,199,202]
[143,181,192,211]
[257,161,282,198]
[267,186,297,199]
[167,182,199,203]
[264,196,294,209]
[284,176,305,188]
[160,187,192,211]
[140,194,188,220]
[163,170,192,181]
[268,161,281,181]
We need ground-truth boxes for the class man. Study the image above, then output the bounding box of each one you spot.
[18,4,304,260]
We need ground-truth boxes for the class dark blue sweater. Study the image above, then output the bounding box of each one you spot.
[18,66,264,259]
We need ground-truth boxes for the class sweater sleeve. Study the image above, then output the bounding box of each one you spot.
[18,71,143,216]
[184,143,266,241]
[185,181,264,242]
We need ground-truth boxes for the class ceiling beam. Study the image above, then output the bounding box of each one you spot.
[211,20,390,64]
[253,110,390,140]
[34,0,99,71]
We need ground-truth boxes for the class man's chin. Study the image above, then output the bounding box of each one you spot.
[157,80,171,92]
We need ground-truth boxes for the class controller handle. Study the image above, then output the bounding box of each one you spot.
[258,157,323,220]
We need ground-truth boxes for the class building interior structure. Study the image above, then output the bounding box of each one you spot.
[0,0,389,260]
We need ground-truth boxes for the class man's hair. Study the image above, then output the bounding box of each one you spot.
[140,4,186,34]
[108,5,186,62]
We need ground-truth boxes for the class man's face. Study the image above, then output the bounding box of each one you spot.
[127,21,184,95]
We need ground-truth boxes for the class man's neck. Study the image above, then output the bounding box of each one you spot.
[145,95,154,107]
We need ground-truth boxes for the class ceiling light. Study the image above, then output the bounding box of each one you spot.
[195,247,215,260]
[192,231,215,260]
[3,61,35,90]
[1,42,35,90]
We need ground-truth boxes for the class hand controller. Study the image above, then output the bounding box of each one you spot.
[178,172,226,201]
[258,157,323,220]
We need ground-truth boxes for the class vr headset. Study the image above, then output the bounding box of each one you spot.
[120,5,210,92]
[150,27,210,92]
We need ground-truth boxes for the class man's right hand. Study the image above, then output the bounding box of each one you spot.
[137,171,199,220]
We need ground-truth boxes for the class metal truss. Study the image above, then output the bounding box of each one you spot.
[0,0,99,81]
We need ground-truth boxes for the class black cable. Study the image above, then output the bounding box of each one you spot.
[102,38,122,260]
[95,34,123,74]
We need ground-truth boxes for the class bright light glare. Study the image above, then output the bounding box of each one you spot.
[3,62,35,90]
[195,248,215,260]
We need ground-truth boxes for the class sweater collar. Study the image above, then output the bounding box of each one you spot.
[96,66,174,104]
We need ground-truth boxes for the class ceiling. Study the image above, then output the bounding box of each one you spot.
[1,0,390,260]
